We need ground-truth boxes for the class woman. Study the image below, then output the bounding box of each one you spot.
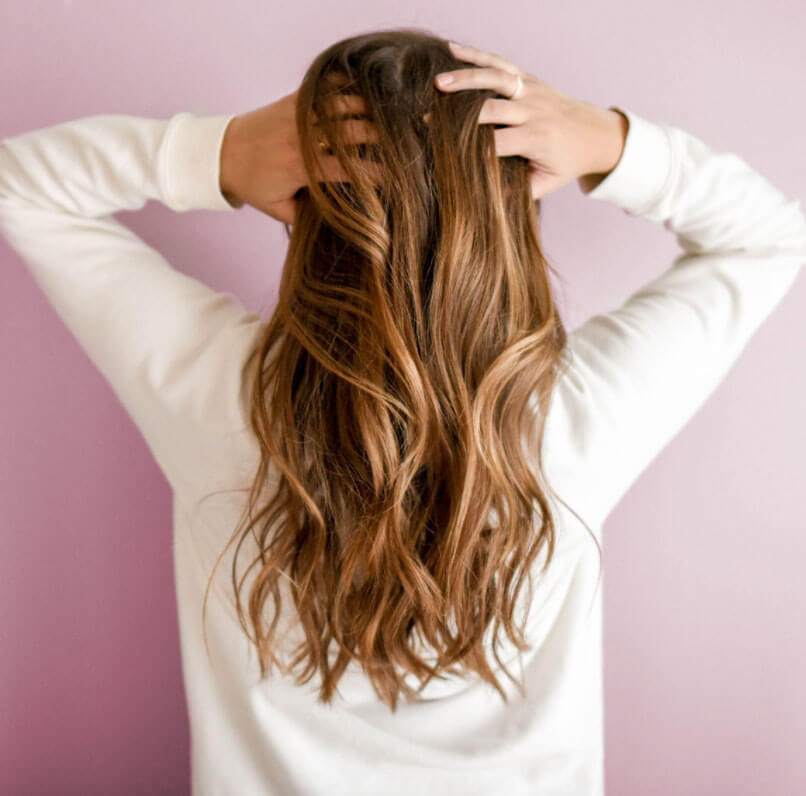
[1,27,803,796]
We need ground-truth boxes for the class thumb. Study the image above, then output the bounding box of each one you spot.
[529,166,569,201]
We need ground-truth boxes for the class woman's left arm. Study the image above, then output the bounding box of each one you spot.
[0,111,265,493]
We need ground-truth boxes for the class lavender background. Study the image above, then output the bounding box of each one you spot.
[2,1,804,793]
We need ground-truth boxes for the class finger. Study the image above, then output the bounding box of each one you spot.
[435,66,523,99]
[340,118,379,145]
[423,97,525,126]
[311,154,383,184]
[314,118,380,147]
[447,41,522,76]
[477,97,530,126]
[321,93,368,119]
[491,125,533,159]
[529,169,567,201]
[323,70,352,90]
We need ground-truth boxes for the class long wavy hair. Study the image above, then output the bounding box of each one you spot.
[202,27,597,712]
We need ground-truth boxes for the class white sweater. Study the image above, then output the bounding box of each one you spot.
[1,105,803,796]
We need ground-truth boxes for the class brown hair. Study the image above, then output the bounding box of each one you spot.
[203,27,597,711]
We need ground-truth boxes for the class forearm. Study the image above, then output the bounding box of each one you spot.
[577,108,630,195]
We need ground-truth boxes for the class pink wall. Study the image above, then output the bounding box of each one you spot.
[2,2,804,794]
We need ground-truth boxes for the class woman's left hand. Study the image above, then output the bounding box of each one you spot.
[219,89,378,224]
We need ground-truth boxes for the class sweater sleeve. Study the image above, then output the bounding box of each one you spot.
[0,112,266,493]
[540,107,806,532]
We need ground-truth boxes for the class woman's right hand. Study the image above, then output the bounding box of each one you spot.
[433,41,628,200]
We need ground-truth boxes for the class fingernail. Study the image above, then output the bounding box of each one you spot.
[448,41,461,49]
[436,74,453,85]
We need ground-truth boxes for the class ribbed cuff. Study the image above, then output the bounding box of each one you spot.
[160,111,239,213]
[586,106,675,216]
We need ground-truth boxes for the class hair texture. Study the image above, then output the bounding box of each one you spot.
[202,27,600,712]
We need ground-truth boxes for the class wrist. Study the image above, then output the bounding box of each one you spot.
[578,107,629,194]
[599,108,629,174]
[591,107,629,174]
[219,116,247,208]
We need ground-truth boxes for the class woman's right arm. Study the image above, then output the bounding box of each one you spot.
[543,107,806,531]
